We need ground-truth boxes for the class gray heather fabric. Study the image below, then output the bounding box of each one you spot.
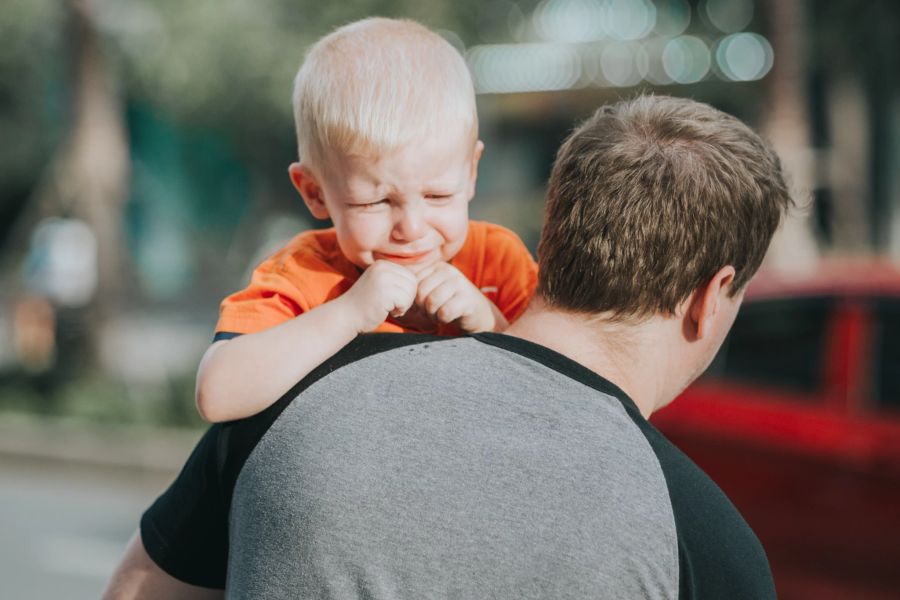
[227,338,679,599]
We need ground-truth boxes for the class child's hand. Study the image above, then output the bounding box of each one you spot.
[415,262,506,333]
[341,260,418,333]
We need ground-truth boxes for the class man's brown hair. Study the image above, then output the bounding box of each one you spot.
[537,95,792,318]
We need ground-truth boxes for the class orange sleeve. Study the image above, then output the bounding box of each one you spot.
[480,224,538,324]
[215,229,356,336]
[215,259,312,335]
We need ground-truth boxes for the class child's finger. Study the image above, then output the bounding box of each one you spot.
[416,272,445,306]
[379,260,419,284]
[423,279,460,317]
[389,277,417,316]
[416,266,461,306]
[388,295,410,318]
[435,294,469,324]
[414,263,436,282]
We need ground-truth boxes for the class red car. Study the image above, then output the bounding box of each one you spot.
[652,261,900,600]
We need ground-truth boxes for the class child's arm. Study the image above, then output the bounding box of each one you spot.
[196,260,417,423]
[415,262,509,333]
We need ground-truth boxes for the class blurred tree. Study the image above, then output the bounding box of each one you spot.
[0,0,66,244]
[1,0,129,369]
[59,0,131,323]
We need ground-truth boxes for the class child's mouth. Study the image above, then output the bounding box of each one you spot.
[377,250,434,265]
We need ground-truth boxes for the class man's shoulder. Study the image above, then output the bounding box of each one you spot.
[238,333,442,426]
[228,334,444,427]
[315,333,446,377]
[211,334,444,509]
[227,333,683,598]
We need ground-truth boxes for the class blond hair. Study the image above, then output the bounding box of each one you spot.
[538,95,793,319]
[292,18,477,171]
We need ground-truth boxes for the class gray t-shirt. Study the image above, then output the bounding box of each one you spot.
[141,333,775,599]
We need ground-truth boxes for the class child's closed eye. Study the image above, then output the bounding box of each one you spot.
[351,199,390,210]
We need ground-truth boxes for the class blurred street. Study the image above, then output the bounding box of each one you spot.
[0,424,196,599]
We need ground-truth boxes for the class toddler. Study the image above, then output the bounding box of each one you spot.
[195,18,537,422]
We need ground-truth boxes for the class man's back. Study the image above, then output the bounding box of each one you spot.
[142,334,775,599]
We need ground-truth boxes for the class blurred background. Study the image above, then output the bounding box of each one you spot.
[0,0,897,598]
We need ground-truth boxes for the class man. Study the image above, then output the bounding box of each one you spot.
[104,95,791,599]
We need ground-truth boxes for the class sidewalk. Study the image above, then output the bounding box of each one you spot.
[0,413,202,473]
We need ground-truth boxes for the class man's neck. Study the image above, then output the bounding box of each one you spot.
[504,301,682,418]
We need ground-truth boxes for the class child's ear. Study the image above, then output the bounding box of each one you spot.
[288,162,330,220]
[466,140,485,200]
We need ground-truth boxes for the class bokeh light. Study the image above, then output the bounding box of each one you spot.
[533,0,607,43]
[577,44,602,87]
[472,0,773,91]
[643,37,675,84]
[600,41,648,86]
[662,35,711,83]
[607,0,657,41]
[715,32,773,81]
[653,0,691,36]
[468,43,581,93]
[702,0,754,33]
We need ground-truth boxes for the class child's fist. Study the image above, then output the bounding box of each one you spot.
[342,260,418,333]
[415,262,505,333]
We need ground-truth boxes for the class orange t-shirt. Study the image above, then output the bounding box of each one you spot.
[215,220,538,337]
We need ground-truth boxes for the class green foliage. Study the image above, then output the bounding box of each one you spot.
[0,370,205,429]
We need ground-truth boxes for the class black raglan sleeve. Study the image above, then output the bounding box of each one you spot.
[638,423,777,600]
[140,425,231,589]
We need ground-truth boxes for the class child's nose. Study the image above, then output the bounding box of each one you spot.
[392,204,426,242]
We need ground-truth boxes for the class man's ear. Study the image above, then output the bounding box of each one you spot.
[686,265,737,340]
[466,140,485,201]
[288,162,330,220]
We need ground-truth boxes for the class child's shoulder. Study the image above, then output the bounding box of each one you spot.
[257,227,344,274]
[455,220,536,285]
[465,220,531,253]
